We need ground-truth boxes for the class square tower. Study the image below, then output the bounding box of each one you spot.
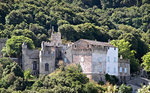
[39,42,56,75]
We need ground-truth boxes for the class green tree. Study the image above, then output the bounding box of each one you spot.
[0,3,10,24]
[118,84,132,93]
[0,57,14,68]
[0,61,24,89]
[111,39,132,59]
[57,20,70,26]
[31,64,102,93]
[5,10,24,25]
[12,29,37,46]
[142,52,150,72]
[138,84,150,93]
[29,23,48,35]
[3,36,35,57]
[24,70,34,81]
[58,24,78,41]
[111,39,140,73]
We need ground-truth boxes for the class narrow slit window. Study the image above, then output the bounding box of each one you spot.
[33,61,37,70]
[45,63,49,71]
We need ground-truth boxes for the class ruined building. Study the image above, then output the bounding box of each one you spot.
[64,39,130,82]
[21,28,130,82]
[22,28,64,75]
[0,28,130,82]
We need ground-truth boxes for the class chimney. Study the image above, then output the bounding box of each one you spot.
[120,55,123,59]
[22,42,27,49]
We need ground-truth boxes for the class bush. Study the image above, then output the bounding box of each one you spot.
[98,81,104,85]
[118,84,132,93]
[105,74,119,85]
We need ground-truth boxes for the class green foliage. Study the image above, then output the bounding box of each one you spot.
[6,10,24,25]
[31,64,106,93]
[0,0,149,61]
[118,84,132,93]
[138,84,150,93]
[104,83,118,93]
[98,81,104,85]
[0,0,150,92]
[142,52,150,72]
[83,82,99,93]
[0,57,14,68]
[0,58,24,90]
[58,24,77,41]
[105,74,119,85]
[4,36,35,57]
[111,39,132,59]
[57,20,70,26]
[9,77,24,91]
[2,62,24,78]
[12,29,37,46]
[111,39,140,73]
[24,70,34,81]
[0,88,12,93]
[0,57,14,78]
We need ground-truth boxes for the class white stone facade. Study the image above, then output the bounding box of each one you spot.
[106,47,118,76]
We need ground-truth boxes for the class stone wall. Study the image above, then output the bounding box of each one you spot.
[92,49,107,74]
[71,40,108,82]
[22,43,39,75]
[73,54,92,73]
[72,40,93,73]
[63,45,72,63]
[39,42,55,75]
[118,59,130,83]
[51,32,62,46]
[118,59,130,76]
[91,73,106,82]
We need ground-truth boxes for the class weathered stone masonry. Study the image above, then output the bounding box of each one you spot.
[0,29,130,82]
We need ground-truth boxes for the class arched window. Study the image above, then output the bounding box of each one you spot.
[33,61,37,70]
[45,63,49,71]
[74,45,77,48]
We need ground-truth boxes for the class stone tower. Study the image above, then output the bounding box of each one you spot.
[50,26,62,46]
[39,42,56,75]
[22,42,39,75]
[22,42,27,69]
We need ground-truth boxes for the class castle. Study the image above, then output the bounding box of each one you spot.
[21,28,130,82]
[22,27,63,75]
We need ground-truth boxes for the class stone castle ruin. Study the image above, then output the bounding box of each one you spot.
[0,27,130,82]
[22,27,64,75]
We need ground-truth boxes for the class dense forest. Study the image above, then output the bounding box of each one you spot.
[0,0,150,92]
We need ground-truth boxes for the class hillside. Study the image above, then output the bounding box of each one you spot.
[0,0,150,92]
[0,0,150,71]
